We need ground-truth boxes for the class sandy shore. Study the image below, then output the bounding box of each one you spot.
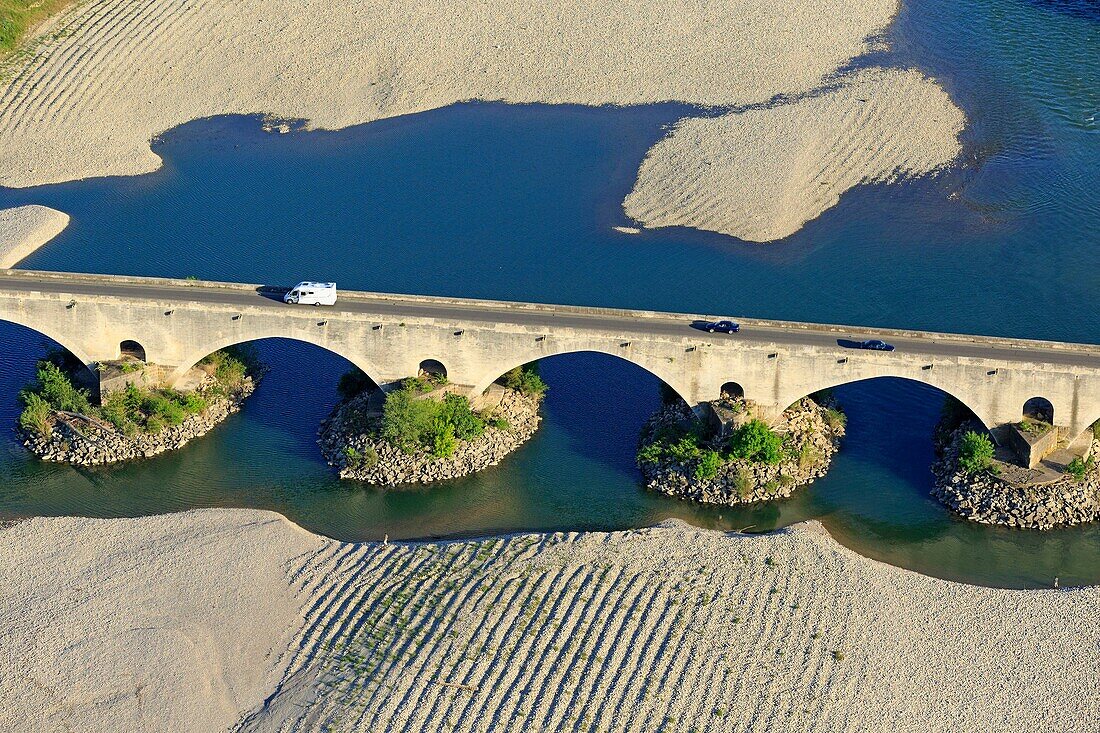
[0,0,963,248]
[2,509,1096,732]
[624,69,966,241]
[0,204,69,267]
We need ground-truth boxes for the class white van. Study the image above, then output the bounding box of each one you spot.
[284,281,337,306]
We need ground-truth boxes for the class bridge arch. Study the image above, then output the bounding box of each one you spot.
[165,332,388,391]
[469,346,696,408]
[776,372,995,432]
[0,313,100,379]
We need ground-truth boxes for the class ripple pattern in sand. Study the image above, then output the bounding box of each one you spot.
[239,519,1100,733]
[623,69,966,242]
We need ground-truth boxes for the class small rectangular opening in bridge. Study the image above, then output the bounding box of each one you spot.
[922,364,933,371]
[837,357,848,364]
[164,309,173,316]
[232,313,242,321]
[620,341,631,348]
[768,352,778,359]
[317,320,328,327]
[987,369,998,376]
[535,335,545,342]
[454,330,464,336]
[372,324,382,331]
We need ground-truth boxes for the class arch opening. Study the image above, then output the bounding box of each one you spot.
[0,315,99,381]
[1022,396,1054,424]
[472,347,693,410]
[119,339,146,362]
[418,359,447,380]
[720,381,745,400]
[167,332,385,392]
[781,374,992,434]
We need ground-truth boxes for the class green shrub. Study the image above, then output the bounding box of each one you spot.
[957,430,995,474]
[199,347,254,387]
[489,416,510,431]
[173,391,207,414]
[380,385,485,455]
[666,435,701,463]
[21,357,216,437]
[824,408,847,432]
[439,393,484,440]
[18,391,52,436]
[381,388,435,452]
[637,441,666,465]
[429,421,458,458]
[142,392,186,426]
[734,467,754,499]
[798,442,821,470]
[500,363,548,397]
[343,445,380,470]
[344,446,363,469]
[694,449,722,480]
[99,392,137,436]
[404,376,433,393]
[727,420,782,465]
[1066,456,1094,482]
[31,360,91,414]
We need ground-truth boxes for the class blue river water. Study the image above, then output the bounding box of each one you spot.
[0,0,1096,586]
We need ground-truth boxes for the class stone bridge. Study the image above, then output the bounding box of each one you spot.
[1,269,1098,445]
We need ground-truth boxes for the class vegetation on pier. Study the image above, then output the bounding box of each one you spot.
[638,417,787,477]
[381,376,488,459]
[956,430,995,475]
[18,347,255,437]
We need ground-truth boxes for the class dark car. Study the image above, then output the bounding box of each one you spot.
[860,339,895,351]
[704,320,740,334]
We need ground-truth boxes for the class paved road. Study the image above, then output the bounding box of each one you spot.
[2,270,1098,369]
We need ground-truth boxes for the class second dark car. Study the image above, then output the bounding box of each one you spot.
[704,320,741,334]
[860,339,896,351]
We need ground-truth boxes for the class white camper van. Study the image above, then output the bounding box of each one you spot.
[284,281,337,306]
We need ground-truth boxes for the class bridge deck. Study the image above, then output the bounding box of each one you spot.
[1,268,1097,370]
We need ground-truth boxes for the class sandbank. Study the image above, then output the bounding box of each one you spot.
[624,69,966,241]
[1,509,1096,732]
[0,205,69,267]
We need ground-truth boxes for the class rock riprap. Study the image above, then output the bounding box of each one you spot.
[638,397,845,506]
[319,387,541,485]
[23,377,257,465]
[932,428,1100,529]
